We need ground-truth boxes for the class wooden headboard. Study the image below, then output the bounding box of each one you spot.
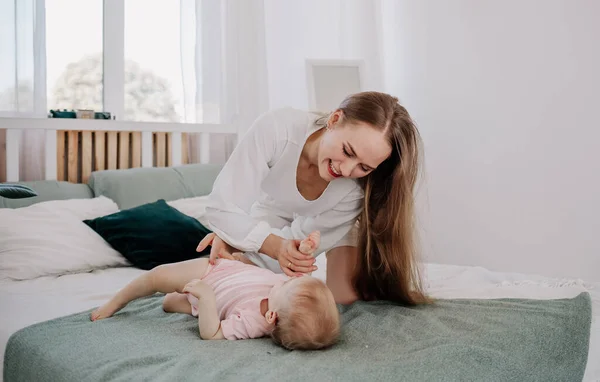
[1,118,235,183]
[56,131,189,183]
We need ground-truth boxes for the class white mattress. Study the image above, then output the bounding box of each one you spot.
[1,261,598,381]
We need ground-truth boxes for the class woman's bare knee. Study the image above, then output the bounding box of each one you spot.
[326,246,359,304]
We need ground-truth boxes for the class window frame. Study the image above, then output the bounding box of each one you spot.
[102,0,125,120]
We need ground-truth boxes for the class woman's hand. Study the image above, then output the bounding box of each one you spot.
[276,239,318,277]
[196,233,238,265]
[259,234,318,277]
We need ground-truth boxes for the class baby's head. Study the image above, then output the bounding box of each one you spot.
[265,276,339,350]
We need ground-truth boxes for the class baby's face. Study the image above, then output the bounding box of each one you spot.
[268,276,311,311]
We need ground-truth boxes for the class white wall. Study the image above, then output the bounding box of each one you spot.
[382,0,600,281]
[263,0,342,110]
[263,0,383,110]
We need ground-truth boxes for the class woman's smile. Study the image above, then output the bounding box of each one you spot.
[328,160,342,178]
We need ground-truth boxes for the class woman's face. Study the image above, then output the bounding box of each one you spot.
[317,111,392,181]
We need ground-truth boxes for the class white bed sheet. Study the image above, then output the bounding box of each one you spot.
[0,262,598,381]
[0,267,146,380]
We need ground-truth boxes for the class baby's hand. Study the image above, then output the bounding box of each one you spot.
[183,279,210,298]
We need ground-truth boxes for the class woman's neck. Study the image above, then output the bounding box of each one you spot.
[301,128,324,168]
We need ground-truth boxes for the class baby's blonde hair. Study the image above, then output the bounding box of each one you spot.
[270,277,340,350]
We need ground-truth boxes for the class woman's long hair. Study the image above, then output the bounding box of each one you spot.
[322,91,430,305]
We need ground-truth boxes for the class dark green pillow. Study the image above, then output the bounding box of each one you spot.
[0,184,38,199]
[84,199,212,270]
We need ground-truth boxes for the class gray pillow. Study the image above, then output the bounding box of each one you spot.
[87,164,222,210]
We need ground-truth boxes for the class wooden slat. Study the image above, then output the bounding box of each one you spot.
[45,130,57,180]
[107,131,118,170]
[67,131,79,183]
[141,132,152,167]
[166,132,172,167]
[170,132,183,167]
[200,133,210,164]
[118,132,130,169]
[0,129,5,182]
[57,131,66,181]
[156,132,166,167]
[81,131,93,183]
[5,129,20,182]
[94,131,106,171]
[182,133,189,165]
[131,132,141,168]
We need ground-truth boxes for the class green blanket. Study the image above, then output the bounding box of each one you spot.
[4,293,591,382]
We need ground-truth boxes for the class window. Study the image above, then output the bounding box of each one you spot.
[0,0,37,112]
[46,0,187,122]
[124,0,184,122]
[46,0,104,111]
[2,0,221,124]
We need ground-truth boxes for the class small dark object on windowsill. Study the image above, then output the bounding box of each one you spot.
[48,109,112,120]
[49,109,76,118]
[94,112,112,120]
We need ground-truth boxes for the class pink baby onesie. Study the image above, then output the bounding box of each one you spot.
[186,259,288,340]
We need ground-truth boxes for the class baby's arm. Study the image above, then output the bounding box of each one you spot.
[183,280,225,340]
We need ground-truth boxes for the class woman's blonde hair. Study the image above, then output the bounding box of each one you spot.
[320,91,430,305]
[270,277,340,350]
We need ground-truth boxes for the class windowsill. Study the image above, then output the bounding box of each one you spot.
[0,117,235,134]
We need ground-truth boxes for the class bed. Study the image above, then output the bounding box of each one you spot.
[1,257,598,381]
[0,120,597,381]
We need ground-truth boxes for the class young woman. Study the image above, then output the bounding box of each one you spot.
[197,91,429,305]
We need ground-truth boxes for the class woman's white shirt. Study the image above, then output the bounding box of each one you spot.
[204,107,363,257]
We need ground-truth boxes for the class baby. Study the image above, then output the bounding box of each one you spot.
[91,231,340,350]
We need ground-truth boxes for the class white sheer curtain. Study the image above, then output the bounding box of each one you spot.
[179,0,383,139]
[179,0,270,163]
[0,0,46,181]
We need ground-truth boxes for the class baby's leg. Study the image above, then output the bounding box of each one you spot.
[91,258,209,320]
[296,231,321,276]
[298,231,321,255]
[163,292,193,314]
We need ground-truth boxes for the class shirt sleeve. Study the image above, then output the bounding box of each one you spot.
[269,185,363,254]
[204,110,284,252]
[220,310,270,340]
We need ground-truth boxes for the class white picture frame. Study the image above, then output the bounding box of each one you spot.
[305,59,366,112]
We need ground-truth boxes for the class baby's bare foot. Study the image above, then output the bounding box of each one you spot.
[299,231,321,255]
[90,301,123,321]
